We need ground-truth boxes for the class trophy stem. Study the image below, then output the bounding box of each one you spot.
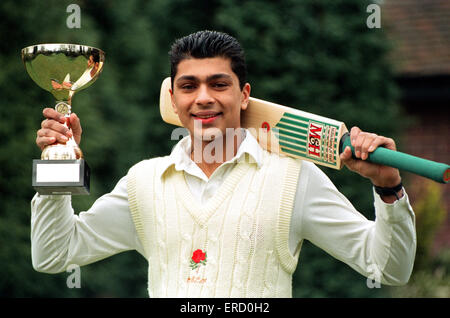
[40,100,83,160]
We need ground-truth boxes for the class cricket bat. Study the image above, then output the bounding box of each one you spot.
[159,77,449,184]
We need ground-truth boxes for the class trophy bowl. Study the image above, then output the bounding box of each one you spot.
[22,43,105,195]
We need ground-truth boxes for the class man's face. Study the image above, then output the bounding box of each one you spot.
[170,57,250,142]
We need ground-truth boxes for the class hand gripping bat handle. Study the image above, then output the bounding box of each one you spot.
[339,132,450,184]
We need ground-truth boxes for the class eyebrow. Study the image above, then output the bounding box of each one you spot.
[176,73,233,84]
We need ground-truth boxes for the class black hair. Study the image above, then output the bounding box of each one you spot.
[169,30,247,90]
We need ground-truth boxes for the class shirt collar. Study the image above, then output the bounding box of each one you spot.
[159,128,264,179]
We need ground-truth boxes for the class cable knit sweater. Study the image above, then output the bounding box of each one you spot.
[127,151,302,297]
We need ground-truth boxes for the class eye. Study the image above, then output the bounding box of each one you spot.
[180,83,196,90]
[212,82,229,89]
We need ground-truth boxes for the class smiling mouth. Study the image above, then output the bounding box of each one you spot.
[191,112,222,125]
[192,112,222,119]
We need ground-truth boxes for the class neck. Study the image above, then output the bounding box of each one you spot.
[190,128,245,178]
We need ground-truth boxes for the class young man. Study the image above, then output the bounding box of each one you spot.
[32,30,416,297]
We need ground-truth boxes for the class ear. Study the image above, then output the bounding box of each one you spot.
[169,88,178,114]
[240,83,251,111]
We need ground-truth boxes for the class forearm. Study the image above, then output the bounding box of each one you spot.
[295,162,416,286]
[369,189,416,285]
[31,194,76,273]
[30,176,143,274]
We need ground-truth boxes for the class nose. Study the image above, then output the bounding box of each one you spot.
[194,84,214,106]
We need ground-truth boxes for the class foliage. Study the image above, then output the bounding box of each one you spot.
[389,180,448,298]
[413,180,447,270]
[390,249,450,298]
[0,0,406,297]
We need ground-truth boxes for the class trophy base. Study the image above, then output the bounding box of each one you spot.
[32,159,90,195]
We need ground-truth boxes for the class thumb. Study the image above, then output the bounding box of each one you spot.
[69,113,82,145]
[340,146,363,173]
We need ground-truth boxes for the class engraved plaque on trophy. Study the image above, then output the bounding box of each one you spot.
[21,44,105,195]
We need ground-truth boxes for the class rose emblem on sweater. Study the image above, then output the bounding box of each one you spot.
[190,249,207,270]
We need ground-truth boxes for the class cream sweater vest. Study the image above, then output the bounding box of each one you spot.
[127,151,302,297]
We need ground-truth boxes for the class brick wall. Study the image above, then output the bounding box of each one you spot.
[401,103,449,255]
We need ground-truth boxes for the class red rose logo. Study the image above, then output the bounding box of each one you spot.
[190,249,207,270]
[192,249,206,263]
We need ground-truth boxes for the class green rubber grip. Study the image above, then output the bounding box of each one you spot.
[339,132,450,184]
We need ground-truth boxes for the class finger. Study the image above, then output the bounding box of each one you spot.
[350,126,362,157]
[69,113,80,129]
[37,127,69,140]
[37,128,70,144]
[41,118,56,129]
[350,126,362,146]
[339,145,353,161]
[341,147,365,173]
[375,136,396,151]
[353,131,368,159]
[366,136,397,153]
[360,133,377,160]
[36,136,56,150]
[384,137,396,151]
[43,108,66,124]
[41,118,72,138]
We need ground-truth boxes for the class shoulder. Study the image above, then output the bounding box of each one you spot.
[259,150,304,183]
[261,149,303,168]
[127,155,171,176]
[261,150,333,185]
[296,159,339,195]
[126,156,172,197]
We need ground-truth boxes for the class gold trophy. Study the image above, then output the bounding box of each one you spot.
[21,44,105,195]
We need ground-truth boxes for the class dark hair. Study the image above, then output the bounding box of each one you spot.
[169,30,247,90]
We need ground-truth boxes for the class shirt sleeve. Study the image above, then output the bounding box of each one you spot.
[30,176,144,274]
[291,161,416,286]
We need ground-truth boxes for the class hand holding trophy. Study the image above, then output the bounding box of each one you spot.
[22,44,105,195]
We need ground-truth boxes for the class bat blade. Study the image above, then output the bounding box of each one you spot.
[240,96,348,169]
[159,77,347,169]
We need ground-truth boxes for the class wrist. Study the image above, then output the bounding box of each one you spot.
[370,173,401,188]
[373,181,403,203]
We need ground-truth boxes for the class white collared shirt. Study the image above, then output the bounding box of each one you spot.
[31,129,416,285]
[163,128,263,205]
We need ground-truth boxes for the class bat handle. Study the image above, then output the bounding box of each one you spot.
[339,132,450,184]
